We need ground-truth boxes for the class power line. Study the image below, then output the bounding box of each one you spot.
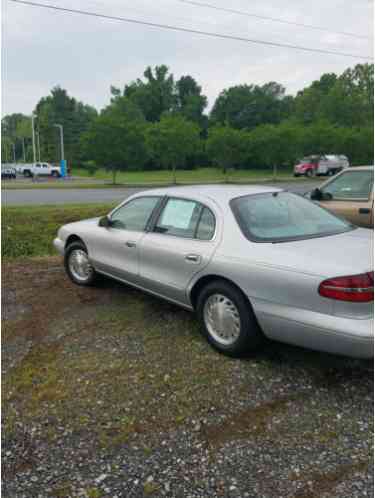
[176,0,372,41]
[9,0,374,60]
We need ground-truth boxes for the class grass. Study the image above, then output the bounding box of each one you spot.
[2,203,114,259]
[73,166,294,184]
[2,167,313,190]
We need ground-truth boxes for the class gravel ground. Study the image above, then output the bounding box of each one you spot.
[2,258,373,498]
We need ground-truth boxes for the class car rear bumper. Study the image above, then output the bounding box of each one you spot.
[252,299,374,359]
[53,237,65,256]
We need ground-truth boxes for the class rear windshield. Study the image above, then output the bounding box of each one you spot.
[231,192,353,243]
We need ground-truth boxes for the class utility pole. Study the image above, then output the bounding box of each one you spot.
[53,123,66,177]
[31,114,37,164]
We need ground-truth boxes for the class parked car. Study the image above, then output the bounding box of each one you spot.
[16,162,61,177]
[1,167,16,179]
[294,155,349,177]
[54,186,373,359]
[308,166,373,228]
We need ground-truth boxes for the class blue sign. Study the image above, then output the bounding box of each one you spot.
[60,159,67,178]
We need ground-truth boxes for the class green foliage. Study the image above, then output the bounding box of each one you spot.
[31,86,97,165]
[2,63,373,172]
[174,75,208,127]
[206,126,248,175]
[146,114,201,183]
[294,64,373,127]
[83,97,148,183]
[124,65,176,122]
[210,82,290,130]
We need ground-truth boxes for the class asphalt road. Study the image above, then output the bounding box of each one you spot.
[3,181,319,206]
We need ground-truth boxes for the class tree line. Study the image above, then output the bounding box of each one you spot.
[2,63,373,180]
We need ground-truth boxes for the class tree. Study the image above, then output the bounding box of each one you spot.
[146,115,201,183]
[248,123,303,177]
[83,98,148,184]
[34,86,97,165]
[124,65,176,122]
[206,126,248,178]
[174,75,208,127]
[210,83,291,130]
[1,113,30,162]
[293,64,374,127]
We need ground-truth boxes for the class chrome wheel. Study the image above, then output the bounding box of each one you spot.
[68,249,93,283]
[203,293,241,346]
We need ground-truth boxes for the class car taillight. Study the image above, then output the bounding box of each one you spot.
[319,272,374,302]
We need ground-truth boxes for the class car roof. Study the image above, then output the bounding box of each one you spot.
[139,184,282,203]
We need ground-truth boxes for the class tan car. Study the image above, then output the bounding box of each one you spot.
[310,166,374,228]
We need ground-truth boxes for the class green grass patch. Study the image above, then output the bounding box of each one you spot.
[2,203,114,259]
[72,166,294,184]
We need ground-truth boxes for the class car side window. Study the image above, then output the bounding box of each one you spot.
[322,171,373,201]
[110,196,160,231]
[155,198,202,238]
[196,207,216,240]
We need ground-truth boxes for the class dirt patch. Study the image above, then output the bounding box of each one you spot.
[2,257,373,498]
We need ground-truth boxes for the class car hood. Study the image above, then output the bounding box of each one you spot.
[59,217,101,237]
[263,228,373,278]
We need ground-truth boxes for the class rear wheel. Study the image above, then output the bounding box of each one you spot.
[52,170,60,178]
[23,170,33,178]
[196,280,263,357]
[64,241,97,286]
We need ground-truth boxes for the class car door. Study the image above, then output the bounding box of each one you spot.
[139,196,219,305]
[318,169,374,228]
[90,196,162,284]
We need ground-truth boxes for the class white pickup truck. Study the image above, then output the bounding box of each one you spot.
[16,162,61,178]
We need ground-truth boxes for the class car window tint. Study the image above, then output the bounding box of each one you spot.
[155,198,201,238]
[231,192,352,243]
[111,196,160,231]
[196,207,216,240]
[322,170,373,200]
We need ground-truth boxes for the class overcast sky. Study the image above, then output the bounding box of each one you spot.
[2,0,374,116]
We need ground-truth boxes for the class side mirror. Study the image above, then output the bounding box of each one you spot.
[98,215,112,227]
[310,188,323,201]
[321,192,333,201]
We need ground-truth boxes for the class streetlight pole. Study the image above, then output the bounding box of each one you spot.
[22,138,26,162]
[31,114,37,164]
[53,124,66,177]
[36,131,41,161]
[11,143,16,163]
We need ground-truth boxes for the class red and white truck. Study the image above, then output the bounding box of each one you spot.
[294,155,349,177]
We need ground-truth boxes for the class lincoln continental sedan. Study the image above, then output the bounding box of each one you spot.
[54,186,373,358]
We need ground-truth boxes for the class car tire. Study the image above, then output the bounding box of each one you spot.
[64,241,97,286]
[52,171,60,178]
[24,170,32,178]
[196,280,263,357]
[305,169,315,178]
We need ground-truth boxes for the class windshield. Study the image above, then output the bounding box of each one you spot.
[321,170,373,200]
[231,192,353,243]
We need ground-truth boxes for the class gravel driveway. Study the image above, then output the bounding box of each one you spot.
[2,258,373,498]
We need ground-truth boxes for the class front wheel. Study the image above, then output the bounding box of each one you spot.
[64,241,97,286]
[305,169,315,178]
[196,281,263,357]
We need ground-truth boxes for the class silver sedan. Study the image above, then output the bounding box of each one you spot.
[54,185,374,359]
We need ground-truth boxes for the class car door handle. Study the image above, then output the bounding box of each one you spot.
[359,208,371,214]
[125,241,137,248]
[185,254,201,263]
